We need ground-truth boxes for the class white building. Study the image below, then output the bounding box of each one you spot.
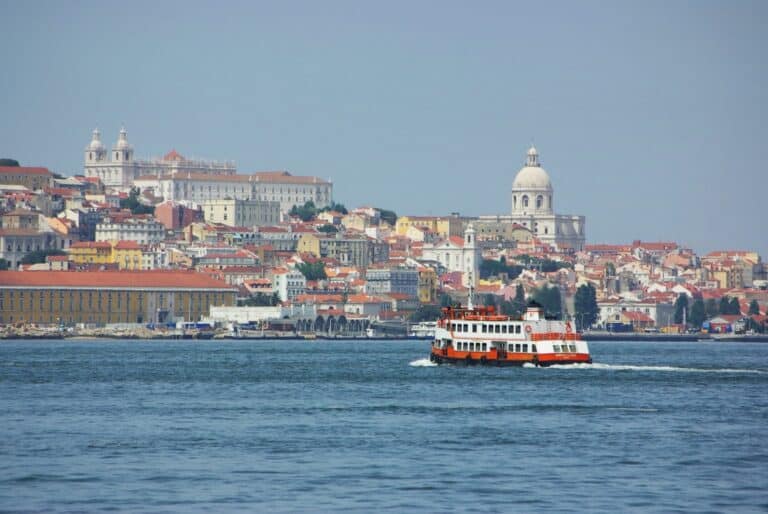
[478,147,586,251]
[84,128,235,191]
[271,267,307,302]
[597,299,675,328]
[95,218,166,245]
[134,170,332,213]
[202,198,281,228]
[421,224,480,287]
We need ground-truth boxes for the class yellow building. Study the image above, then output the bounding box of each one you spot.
[396,216,464,239]
[0,270,237,325]
[68,241,144,270]
[297,233,322,257]
[418,266,439,304]
[112,241,143,270]
[68,241,113,265]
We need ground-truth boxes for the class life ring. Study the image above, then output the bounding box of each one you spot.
[525,325,532,333]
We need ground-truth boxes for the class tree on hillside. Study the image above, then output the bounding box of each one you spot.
[321,202,348,215]
[410,304,442,323]
[21,249,67,265]
[729,297,742,315]
[439,294,454,308]
[482,294,498,308]
[531,285,562,320]
[378,208,397,227]
[241,292,280,307]
[317,224,338,233]
[574,283,599,331]
[120,186,154,215]
[0,158,19,167]
[296,261,326,281]
[289,200,318,222]
[705,298,719,319]
[748,299,760,316]
[479,258,523,280]
[719,296,732,315]
[689,298,706,330]
[673,293,689,325]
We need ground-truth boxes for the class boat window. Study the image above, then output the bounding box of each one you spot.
[532,344,537,353]
[472,324,477,333]
[482,343,487,351]
[495,325,501,334]
[471,342,476,351]
[463,324,468,332]
[569,344,577,352]
[515,343,521,352]
[522,344,528,352]
[516,325,521,334]
[508,343,515,351]
[553,344,561,352]
[502,325,507,334]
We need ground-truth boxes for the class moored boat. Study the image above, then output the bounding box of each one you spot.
[429,301,591,366]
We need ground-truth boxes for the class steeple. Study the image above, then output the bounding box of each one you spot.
[526,146,540,167]
[85,128,106,163]
[112,126,133,163]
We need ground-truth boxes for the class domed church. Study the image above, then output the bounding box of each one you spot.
[476,146,585,251]
[509,146,585,250]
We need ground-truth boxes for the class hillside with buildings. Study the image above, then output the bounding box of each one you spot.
[1,134,766,337]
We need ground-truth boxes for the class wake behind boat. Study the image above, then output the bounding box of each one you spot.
[429,301,591,366]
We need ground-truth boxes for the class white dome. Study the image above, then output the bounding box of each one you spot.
[87,129,105,151]
[513,146,552,190]
[512,165,552,190]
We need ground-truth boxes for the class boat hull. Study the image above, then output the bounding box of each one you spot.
[429,350,591,367]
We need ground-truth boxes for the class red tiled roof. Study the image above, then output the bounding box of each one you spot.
[163,149,185,161]
[250,171,330,185]
[70,241,112,249]
[113,241,141,250]
[0,166,54,176]
[622,311,654,322]
[0,270,237,290]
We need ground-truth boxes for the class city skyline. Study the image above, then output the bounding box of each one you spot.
[1,1,765,257]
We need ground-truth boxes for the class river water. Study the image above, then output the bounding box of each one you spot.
[0,339,766,512]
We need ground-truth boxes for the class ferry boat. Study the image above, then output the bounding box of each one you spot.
[429,301,591,366]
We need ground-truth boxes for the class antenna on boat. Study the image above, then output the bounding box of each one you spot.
[467,272,474,310]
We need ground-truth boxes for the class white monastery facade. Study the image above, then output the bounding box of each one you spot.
[84,128,332,213]
[84,128,235,191]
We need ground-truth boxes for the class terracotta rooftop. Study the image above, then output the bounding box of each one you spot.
[0,166,54,176]
[0,270,236,290]
[163,149,185,161]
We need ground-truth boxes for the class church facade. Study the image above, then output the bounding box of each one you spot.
[83,128,333,212]
[477,146,585,251]
[83,127,235,191]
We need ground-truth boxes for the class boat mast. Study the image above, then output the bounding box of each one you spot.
[467,271,474,310]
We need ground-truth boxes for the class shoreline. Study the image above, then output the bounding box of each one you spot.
[1,333,767,342]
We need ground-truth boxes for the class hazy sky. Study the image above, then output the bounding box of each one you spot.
[1,1,766,257]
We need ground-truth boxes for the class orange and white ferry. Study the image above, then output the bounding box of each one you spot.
[430,301,591,366]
